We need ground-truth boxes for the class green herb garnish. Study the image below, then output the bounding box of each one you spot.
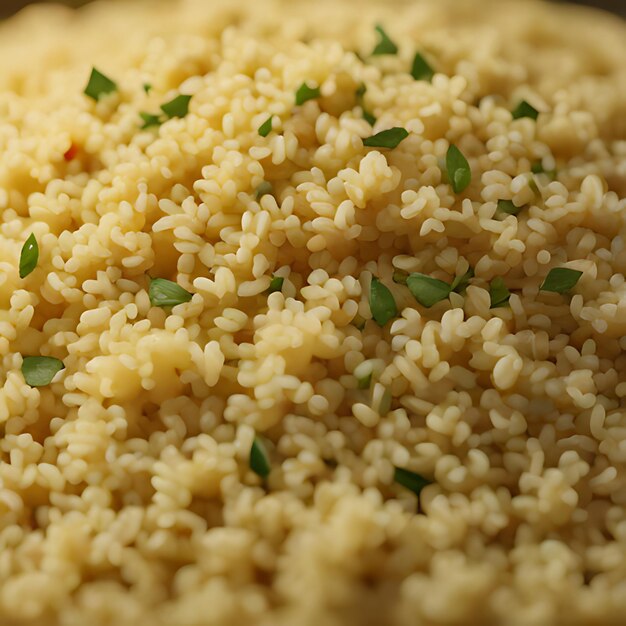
[363,127,409,149]
[160,94,192,119]
[355,83,377,126]
[19,233,39,279]
[450,267,473,293]
[357,372,372,389]
[407,273,451,308]
[394,466,431,496]
[446,144,471,193]
[250,436,271,478]
[295,82,321,106]
[512,100,539,120]
[84,67,117,101]
[392,270,408,285]
[411,52,434,81]
[372,25,398,55]
[21,356,64,387]
[255,181,274,200]
[369,277,398,326]
[143,83,152,94]
[531,160,556,180]
[363,110,377,126]
[149,278,193,308]
[489,277,511,308]
[352,314,366,330]
[497,199,522,216]
[540,268,583,294]
[268,275,284,294]
[379,388,393,415]
[139,112,163,129]
[258,115,273,137]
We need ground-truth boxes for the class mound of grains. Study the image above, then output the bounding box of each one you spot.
[0,0,625,624]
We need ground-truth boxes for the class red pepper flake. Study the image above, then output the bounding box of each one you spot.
[63,143,79,161]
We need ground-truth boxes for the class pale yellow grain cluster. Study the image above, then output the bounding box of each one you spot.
[0,0,624,624]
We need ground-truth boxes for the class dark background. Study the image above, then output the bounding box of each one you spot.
[0,0,625,18]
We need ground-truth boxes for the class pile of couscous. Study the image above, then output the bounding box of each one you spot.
[0,0,625,624]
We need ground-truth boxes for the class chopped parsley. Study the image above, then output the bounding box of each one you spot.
[406,273,451,308]
[355,83,377,126]
[512,100,539,120]
[411,52,434,81]
[255,181,274,200]
[372,25,398,55]
[531,160,557,180]
[357,372,372,390]
[497,199,522,216]
[160,94,192,119]
[148,278,193,308]
[369,277,398,326]
[19,233,39,279]
[392,270,408,285]
[84,67,117,101]
[450,267,474,294]
[489,277,511,308]
[268,275,284,294]
[378,388,393,415]
[295,82,321,106]
[139,112,163,129]
[143,83,152,94]
[22,356,64,388]
[258,115,274,137]
[446,144,471,193]
[540,268,583,294]
[250,436,271,478]
[394,466,432,496]
[363,127,409,149]
[351,314,367,330]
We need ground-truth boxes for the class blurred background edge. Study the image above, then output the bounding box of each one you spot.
[0,0,625,18]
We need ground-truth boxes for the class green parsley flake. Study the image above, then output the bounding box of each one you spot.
[256,181,274,200]
[268,276,284,294]
[540,268,583,294]
[450,268,474,294]
[149,278,193,308]
[355,83,377,126]
[531,160,557,180]
[84,67,118,101]
[295,82,321,106]
[19,233,39,279]
[394,466,432,496]
[411,52,434,81]
[250,436,271,478]
[497,199,522,216]
[512,100,539,120]
[407,273,451,308]
[351,314,367,330]
[357,372,372,390]
[378,388,393,415]
[446,144,472,193]
[369,277,398,326]
[392,270,408,285]
[258,115,274,137]
[22,356,64,387]
[139,112,163,129]
[363,127,409,149]
[363,110,377,126]
[160,94,192,119]
[372,25,398,55]
[489,277,511,308]
[143,83,152,94]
